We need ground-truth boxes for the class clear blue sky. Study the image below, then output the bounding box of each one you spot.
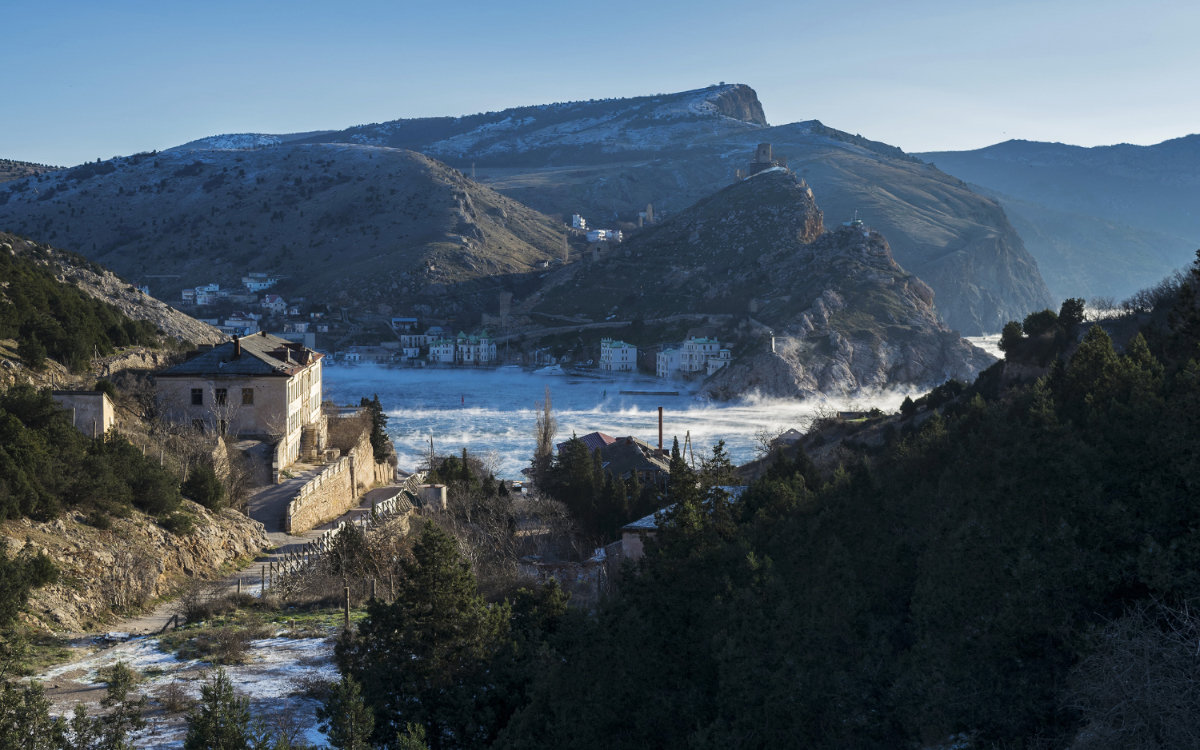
[4,0,1197,167]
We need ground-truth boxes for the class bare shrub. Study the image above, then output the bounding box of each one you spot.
[176,578,232,623]
[154,681,193,714]
[1066,601,1200,749]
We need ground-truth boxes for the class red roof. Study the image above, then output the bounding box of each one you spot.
[557,431,617,454]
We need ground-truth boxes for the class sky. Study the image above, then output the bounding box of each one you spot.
[4,0,1198,167]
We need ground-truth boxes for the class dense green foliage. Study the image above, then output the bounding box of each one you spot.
[335,521,566,749]
[360,395,390,463]
[0,384,182,522]
[182,463,226,510]
[485,259,1200,747]
[539,435,659,542]
[0,244,160,372]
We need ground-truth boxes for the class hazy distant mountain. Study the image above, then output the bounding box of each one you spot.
[531,168,992,398]
[920,136,1200,301]
[0,145,567,317]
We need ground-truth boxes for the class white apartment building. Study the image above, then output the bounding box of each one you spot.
[657,347,680,379]
[600,338,637,372]
[659,337,730,378]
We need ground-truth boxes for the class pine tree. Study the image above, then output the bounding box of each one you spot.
[318,674,374,750]
[336,521,509,749]
[184,668,252,750]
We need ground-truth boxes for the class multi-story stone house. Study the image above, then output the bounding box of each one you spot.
[154,332,326,467]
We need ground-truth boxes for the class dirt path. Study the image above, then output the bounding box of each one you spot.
[98,478,409,638]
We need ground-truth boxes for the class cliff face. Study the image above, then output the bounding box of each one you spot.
[2,502,268,632]
[534,169,994,398]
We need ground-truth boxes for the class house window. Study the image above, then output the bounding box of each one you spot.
[215,388,227,406]
[191,388,203,406]
[242,388,254,405]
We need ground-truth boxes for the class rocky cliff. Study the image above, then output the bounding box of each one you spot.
[534,168,992,398]
[2,501,268,632]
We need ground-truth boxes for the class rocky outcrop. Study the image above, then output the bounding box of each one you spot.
[536,169,994,399]
[2,501,268,632]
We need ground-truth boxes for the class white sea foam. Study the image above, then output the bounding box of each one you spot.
[323,364,912,477]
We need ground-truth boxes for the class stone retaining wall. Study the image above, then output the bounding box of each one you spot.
[285,457,356,534]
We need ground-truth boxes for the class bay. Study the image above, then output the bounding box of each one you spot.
[322,363,912,479]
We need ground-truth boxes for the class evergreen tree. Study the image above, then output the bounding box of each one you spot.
[0,680,65,749]
[318,675,374,750]
[360,395,389,462]
[185,669,252,750]
[181,462,225,510]
[336,521,509,749]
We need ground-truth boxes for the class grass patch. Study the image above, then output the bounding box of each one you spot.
[2,630,78,676]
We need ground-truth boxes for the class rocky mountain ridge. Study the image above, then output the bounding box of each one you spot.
[0,84,1054,335]
[284,84,1050,334]
[1,232,224,346]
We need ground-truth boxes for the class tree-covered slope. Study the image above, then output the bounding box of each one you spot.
[496,254,1200,748]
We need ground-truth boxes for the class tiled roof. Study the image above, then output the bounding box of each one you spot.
[157,332,321,378]
[597,436,670,479]
[556,431,617,455]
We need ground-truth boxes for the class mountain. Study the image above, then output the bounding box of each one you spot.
[281,84,1051,334]
[0,85,1051,334]
[0,145,567,318]
[529,168,992,398]
[920,136,1200,301]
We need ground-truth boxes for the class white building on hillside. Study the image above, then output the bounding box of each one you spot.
[656,347,680,379]
[586,228,623,243]
[600,338,637,372]
[658,337,730,378]
[572,214,587,230]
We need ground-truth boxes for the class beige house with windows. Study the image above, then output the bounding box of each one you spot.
[155,332,326,467]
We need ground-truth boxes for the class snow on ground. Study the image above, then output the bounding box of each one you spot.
[36,635,337,749]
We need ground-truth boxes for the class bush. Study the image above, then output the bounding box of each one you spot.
[181,464,225,510]
[159,512,195,536]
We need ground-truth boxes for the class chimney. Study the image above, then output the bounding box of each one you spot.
[233,335,241,358]
[658,406,663,454]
